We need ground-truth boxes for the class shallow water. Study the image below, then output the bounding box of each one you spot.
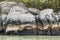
[0,35,60,40]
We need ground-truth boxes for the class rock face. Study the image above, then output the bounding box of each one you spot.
[39,9,53,20]
[38,9,54,26]
[37,9,60,34]
[9,5,28,14]
[19,13,35,23]
[5,5,29,22]
[5,12,36,30]
[4,6,21,24]
[3,4,36,31]
[0,1,60,35]
[37,9,54,30]
[19,13,36,30]
[0,1,17,14]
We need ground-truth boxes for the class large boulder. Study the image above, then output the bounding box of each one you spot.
[39,9,53,20]
[19,13,36,30]
[0,1,17,14]
[3,5,28,22]
[38,9,54,24]
[19,13,35,23]
[5,12,36,31]
[37,9,54,30]
[5,5,29,22]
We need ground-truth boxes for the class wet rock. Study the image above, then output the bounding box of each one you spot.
[47,31,52,35]
[19,30,37,35]
[52,30,60,35]
[38,30,47,35]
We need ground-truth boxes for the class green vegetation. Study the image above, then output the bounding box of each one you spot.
[0,0,60,11]
[0,0,2,1]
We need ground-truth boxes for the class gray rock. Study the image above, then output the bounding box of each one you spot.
[0,1,17,14]
[28,8,40,14]
[38,30,47,35]
[5,5,30,22]
[9,5,28,14]
[5,12,35,24]
[38,9,54,24]
[1,14,7,25]
[1,14,7,21]
[52,30,60,35]
[47,31,52,35]
[19,13,35,23]
[39,9,53,20]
